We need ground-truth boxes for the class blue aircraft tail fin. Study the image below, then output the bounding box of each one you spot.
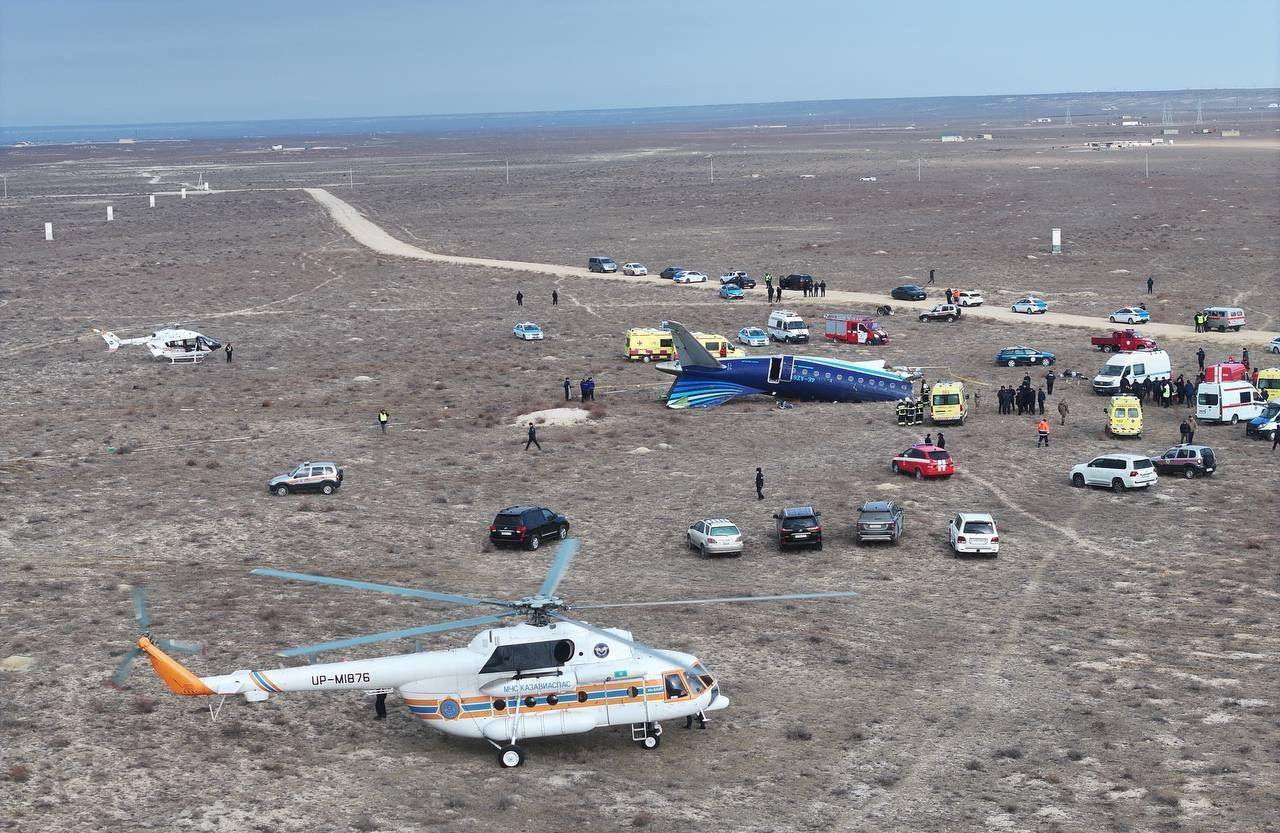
[662,321,723,369]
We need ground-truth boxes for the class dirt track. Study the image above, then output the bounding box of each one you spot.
[306,187,1279,346]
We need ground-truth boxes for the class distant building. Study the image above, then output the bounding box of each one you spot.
[1161,128,1179,135]
[941,132,964,142]
[979,133,994,140]
[1034,117,1052,123]
[1221,129,1241,137]
[1121,115,1142,126]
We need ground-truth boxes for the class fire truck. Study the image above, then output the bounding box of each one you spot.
[823,314,890,345]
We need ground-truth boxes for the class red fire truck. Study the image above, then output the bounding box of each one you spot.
[823,314,890,345]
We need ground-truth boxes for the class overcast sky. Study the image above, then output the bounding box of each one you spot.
[2,0,1277,126]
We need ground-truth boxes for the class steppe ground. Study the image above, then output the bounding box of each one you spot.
[1,119,1278,833]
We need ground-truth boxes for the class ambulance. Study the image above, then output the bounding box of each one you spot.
[1105,395,1143,437]
[1255,368,1280,402]
[1196,380,1268,424]
[928,381,967,425]
[623,328,675,362]
[688,333,745,360]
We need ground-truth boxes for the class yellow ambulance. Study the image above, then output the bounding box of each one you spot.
[690,332,745,360]
[1106,394,1143,437]
[1256,368,1280,402]
[623,328,675,362]
[928,381,966,424]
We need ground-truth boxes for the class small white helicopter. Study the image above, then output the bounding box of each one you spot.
[128,541,858,768]
[96,326,222,363]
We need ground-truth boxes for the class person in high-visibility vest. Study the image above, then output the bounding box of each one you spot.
[1037,418,1051,447]
[896,401,908,425]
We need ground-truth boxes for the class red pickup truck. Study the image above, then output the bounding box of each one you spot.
[1090,329,1156,353]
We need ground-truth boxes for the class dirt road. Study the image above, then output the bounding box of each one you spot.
[305,187,1278,347]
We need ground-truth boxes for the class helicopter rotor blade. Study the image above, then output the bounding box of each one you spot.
[572,591,861,610]
[548,612,701,675]
[275,611,521,658]
[132,587,152,631]
[154,638,204,655]
[251,568,513,609]
[109,646,143,688]
[536,538,578,599]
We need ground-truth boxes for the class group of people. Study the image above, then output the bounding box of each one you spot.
[1119,374,1195,407]
[1178,416,1200,445]
[894,398,928,425]
[762,274,827,304]
[997,377,1046,416]
[563,376,597,401]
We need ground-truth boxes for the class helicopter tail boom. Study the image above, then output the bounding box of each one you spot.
[137,637,215,696]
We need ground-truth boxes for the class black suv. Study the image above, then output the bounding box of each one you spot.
[723,274,757,289]
[489,506,570,550]
[779,273,814,291]
[774,506,822,550]
[660,266,688,280]
[856,500,903,543]
[891,284,928,301]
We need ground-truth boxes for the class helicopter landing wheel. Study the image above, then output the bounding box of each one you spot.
[638,733,661,750]
[497,744,525,768]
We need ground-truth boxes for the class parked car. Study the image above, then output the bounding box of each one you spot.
[948,513,1000,556]
[686,518,744,557]
[512,322,544,341]
[737,326,770,347]
[779,273,814,291]
[718,284,745,300]
[622,262,648,276]
[1109,306,1150,324]
[1150,444,1217,479]
[659,266,688,280]
[587,256,618,273]
[720,273,756,289]
[1090,329,1156,353]
[1011,297,1049,314]
[996,346,1056,367]
[673,270,708,284]
[891,284,928,301]
[773,506,822,550]
[1202,306,1246,332]
[954,290,985,307]
[1069,453,1157,491]
[1269,335,1280,354]
[919,303,961,323]
[488,505,570,550]
[856,500,903,544]
[268,461,343,496]
[891,444,955,479]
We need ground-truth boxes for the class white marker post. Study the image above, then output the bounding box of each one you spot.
[1051,228,1062,254]
[107,206,114,221]
[149,195,156,208]
[44,222,53,241]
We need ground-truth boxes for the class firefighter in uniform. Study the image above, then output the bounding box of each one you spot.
[896,400,909,425]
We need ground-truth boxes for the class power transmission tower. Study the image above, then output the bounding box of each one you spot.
[1196,100,1203,125]
[1065,105,1072,126]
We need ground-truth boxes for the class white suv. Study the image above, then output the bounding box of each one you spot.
[1069,453,1157,492]
[948,512,1000,555]
[686,518,743,557]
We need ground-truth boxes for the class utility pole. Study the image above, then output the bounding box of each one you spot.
[1065,105,1072,126]
[1145,153,1149,181]
[1196,100,1203,125]
[348,169,353,189]
[917,158,922,182]
[506,158,510,185]
[2,175,7,199]
[709,155,714,185]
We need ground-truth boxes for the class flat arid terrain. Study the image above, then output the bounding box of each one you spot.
[2,117,1278,833]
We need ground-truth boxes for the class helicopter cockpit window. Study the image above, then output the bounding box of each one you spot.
[664,673,688,699]
[686,671,707,695]
[481,639,576,674]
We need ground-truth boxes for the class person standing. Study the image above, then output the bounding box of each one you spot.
[1037,418,1051,447]
[585,377,596,401]
[1186,415,1197,444]
[378,409,389,434]
[1184,379,1196,407]
[563,377,572,401]
[819,280,827,297]
[552,289,559,306]
[936,431,946,449]
[516,291,524,306]
[224,342,233,364]
[374,692,387,720]
[1179,419,1191,444]
[1037,387,1047,415]
[1196,347,1206,371]
[1058,399,1069,425]
[1045,369,1056,395]
[524,422,541,451]
[1242,347,1250,370]
[924,433,933,446]
[685,710,707,729]
[1146,276,1154,294]
[755,467,764,501]
[927,268,936,285]
[1273,429,1279,452]
[579,378,588,401]
[767,285,774,303]
[776,286,783,302]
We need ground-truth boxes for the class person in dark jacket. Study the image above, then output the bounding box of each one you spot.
[1037,387,1047,415]
[552,289,559,306]
[1045,369,1056,395]
[563,377,572,401]
[936,431,946,449]
[525,423,541,451]
[1179,419,1191,444]
[516,291,524,306]
[755,467,764,500]
[1196,347,1206,371]
[374,692,387,720]
[225,342,233,363]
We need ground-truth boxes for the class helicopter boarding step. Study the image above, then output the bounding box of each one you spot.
[167,352,204,364]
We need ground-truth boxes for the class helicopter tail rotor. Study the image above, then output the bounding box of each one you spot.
[110,587,204,689]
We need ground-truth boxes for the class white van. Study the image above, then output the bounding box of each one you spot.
[1196,380,1268,424]
[767,309,810,344]
[1092,349,1171,395]
[1202,306,1247,332]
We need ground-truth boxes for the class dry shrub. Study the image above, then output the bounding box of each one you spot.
[632,811,654,828]
[6,765,31,783]
[132,697,158,714]
[261,400,271,408]
[784,723,812,741]
[185,459,197,467]
[994,747,1023,759]
[1149,788,1181,808]
[205,460,221,469]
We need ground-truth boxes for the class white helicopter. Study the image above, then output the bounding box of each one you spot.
[129,541,858,768]
[96,326,222,363]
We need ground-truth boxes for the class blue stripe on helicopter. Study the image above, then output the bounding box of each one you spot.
[251,671,281,693]
[409,685,667,715]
